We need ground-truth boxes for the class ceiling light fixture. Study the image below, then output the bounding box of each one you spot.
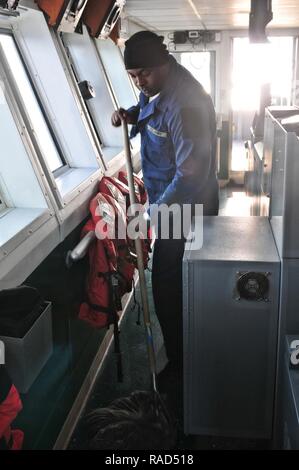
[187,0,202,22]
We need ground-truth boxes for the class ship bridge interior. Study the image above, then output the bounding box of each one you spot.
[0,0,299,452]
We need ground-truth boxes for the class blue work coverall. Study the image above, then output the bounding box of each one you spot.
[129,55,219,368]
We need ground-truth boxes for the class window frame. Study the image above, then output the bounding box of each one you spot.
[60,32,104,149]
[179,50,216,106]
[53,30,107,171]
[61,29,118,144]
[0,30,56,257]
[61,27,131,165]
[0,30,67,175]
[0,30,54,211]
[94,37,138,109]
[0,30,70,208]
[0,16,104,284]
[0,28,101,209]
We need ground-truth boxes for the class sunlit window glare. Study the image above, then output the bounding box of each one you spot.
[232,37,294,111]
[181,52,211,95]
[222,192,253,216]
[0,35,63,173]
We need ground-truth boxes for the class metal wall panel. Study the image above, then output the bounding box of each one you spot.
[268,111,299,258]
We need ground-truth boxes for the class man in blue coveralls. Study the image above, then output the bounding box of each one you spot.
[111,31,219,391]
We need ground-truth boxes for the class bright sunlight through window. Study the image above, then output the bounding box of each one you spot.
[0,34,64,173]
[232,37,294,111]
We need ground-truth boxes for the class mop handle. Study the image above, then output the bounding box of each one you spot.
[121,119,157,388]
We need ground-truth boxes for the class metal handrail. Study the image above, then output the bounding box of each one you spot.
[66,230,96,268]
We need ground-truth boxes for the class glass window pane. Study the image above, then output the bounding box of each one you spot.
[0,35,63,172]
[0,79,46,209]
[63,29,124,150]
[96,38,137,108]
[231,37,294,111]
[181,52,212,95]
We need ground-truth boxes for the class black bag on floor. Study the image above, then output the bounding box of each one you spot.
[0,286,44,338]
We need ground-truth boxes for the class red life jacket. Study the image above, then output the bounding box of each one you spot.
[0,367,24,451]
[99,175,138,209]
[78,194,131,382]
[79,189,128,326]
[78,218,120,330]
[99,177,128,213]
[79,189,137,319]
[92,192,136,294]
[118,171,148,206]
[117,172,151,266]
[99,176,151,269]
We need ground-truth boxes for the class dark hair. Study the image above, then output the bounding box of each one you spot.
[82,391,176,450]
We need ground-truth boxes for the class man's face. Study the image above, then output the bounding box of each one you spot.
[127,65,168,97]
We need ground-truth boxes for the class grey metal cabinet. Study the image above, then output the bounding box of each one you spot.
[183,217,280,438]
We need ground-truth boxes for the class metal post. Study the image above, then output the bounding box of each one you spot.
[122,119,157,392]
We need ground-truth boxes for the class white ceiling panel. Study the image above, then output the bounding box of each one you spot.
[123,0,299,30]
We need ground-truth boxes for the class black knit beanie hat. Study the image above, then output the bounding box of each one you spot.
[124,31,169,70]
